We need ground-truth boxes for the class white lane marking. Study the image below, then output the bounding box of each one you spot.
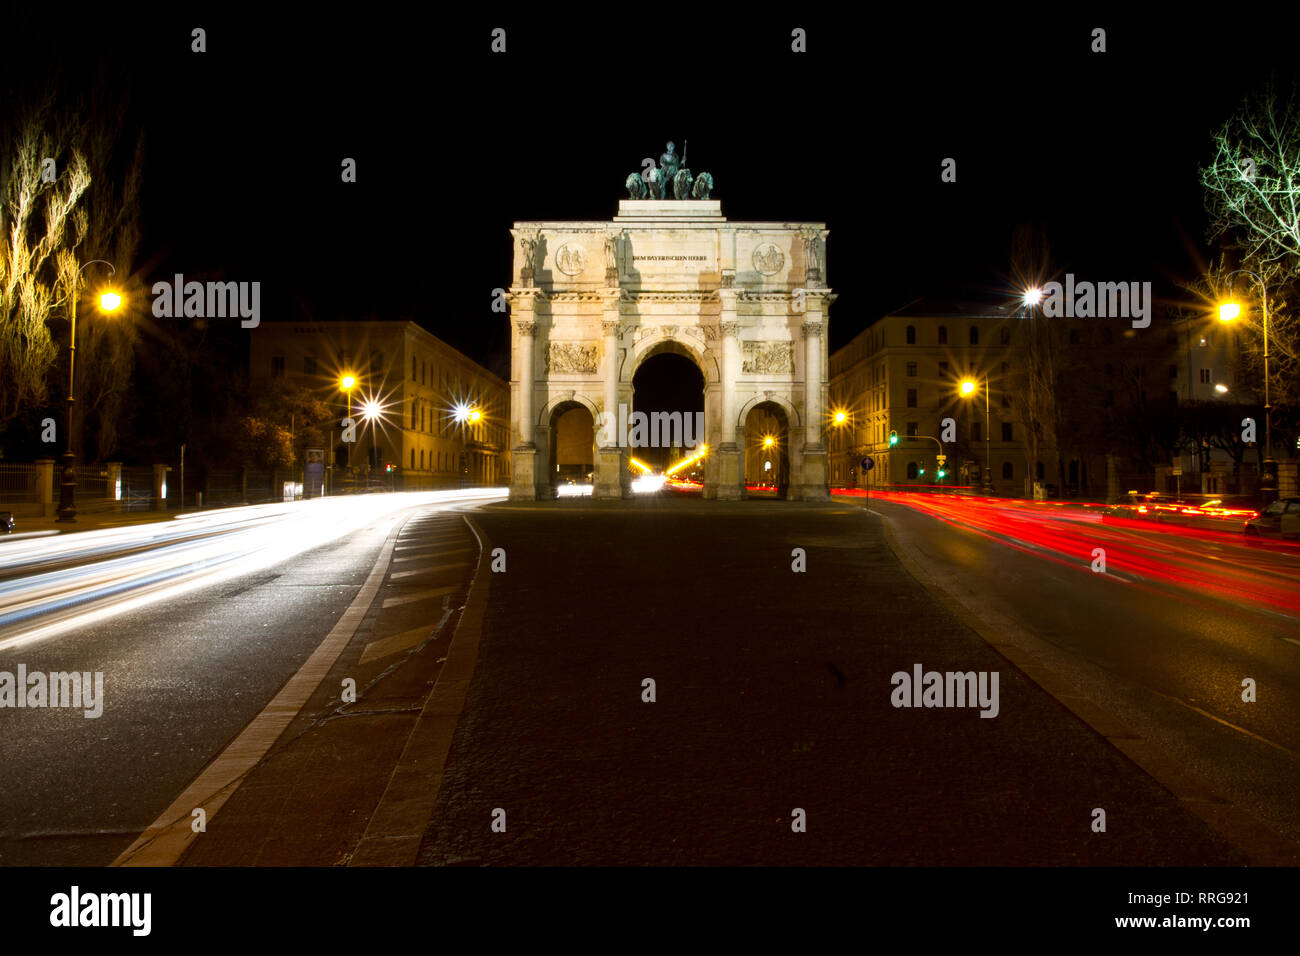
[382,585,457,609]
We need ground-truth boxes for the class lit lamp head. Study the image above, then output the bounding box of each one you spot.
[340,374,357,391]
[1023,288,1042,307]
[763,435,775,448]
[960,379,977,396]
[360,399,382,422]
[833,410,848,426]
[1218,302,1240,322]
[99,291,122,312]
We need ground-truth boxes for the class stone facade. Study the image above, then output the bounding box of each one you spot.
[506,200,834,500]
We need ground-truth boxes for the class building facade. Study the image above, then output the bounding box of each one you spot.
[249,321,509,489]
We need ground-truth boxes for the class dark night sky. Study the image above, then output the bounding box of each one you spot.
[10,9,1300,385]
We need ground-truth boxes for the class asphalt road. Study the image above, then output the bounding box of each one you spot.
[0,493,494,865]
[854,492,1300,846]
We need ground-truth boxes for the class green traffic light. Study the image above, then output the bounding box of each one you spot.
[937,469,946,478]
[918,468,925,475]
[889,430,898,447]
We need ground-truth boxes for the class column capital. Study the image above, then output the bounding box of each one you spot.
[515,319,537,337]
[801,320,824,339]
[602,318,621,335]
[720,320,742,338]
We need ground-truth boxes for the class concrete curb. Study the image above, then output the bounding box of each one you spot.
[874,507,1300,866]
[112,520,407,867]
[348,515,494,866]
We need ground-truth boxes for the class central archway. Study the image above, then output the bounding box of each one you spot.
[631,348,705,476]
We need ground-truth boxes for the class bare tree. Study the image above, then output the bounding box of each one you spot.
[1202,81,1300,278]
[1201,81,1300,411]
[0,98,91,433]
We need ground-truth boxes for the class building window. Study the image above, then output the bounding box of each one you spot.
[1002,392,1011,408]
[969,326,979,346]
[1103,328,1113,345]
[412,356,418,381]
[1169,364,1178,379]
[907,462,918,479]
[420,449,425,469]
[972,422,982,441]
[938,325,948,345]
[271,356,285,378]
[1002,422,1012,441]
[1069,329,1081,345]
[906,421,918,437]
[370,350,383,374]
[304,355,318,376]
[1001,361,1009,375]
[906,388,917,408]
[411,449,415,469]
[1000,327,1011,345]
[938,361,949,378]
[906,325,916,345]
[906,362,917,377]
[1199,368,1211,384]
[1002,461,1014,479]
[411,404,418,429]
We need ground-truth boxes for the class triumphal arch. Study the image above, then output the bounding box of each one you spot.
[506,160,834,501]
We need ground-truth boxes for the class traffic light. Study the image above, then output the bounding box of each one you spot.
[385,462,393,473]
[889,430,898,447]
[937,468,946,478]
[918,468,926,476]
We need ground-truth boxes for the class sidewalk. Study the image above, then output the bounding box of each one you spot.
[4,508,177,536]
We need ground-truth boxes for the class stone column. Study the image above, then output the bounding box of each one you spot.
[152,463,171,511]
[509,305,539,501]
[712,302,743,500]
[595,310,626,499]
[105,462,123,508]
[799,309,830,501]
[35,459,55,517]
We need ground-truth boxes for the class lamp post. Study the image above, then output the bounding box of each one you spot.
[359,398,383,488]
[338,374,357,490]
[57,260,122,522]
[1218,270,1275,504]
[454,403,482,487]
[960,377,992,494]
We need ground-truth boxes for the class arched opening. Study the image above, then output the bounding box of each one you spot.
[548,402,595,491]
[743,401,791,498]
[631,349,705,478]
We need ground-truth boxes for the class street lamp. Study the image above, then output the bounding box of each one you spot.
[454,402,481,486]
[959,376,993,494]
[57,260,122,522]
[360,398,383,480]
[1218,270,1275,503]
